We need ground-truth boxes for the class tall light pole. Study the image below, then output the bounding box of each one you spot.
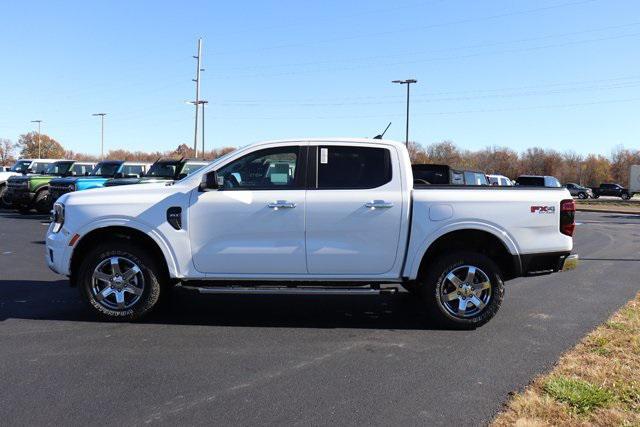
[30,120,43,158]
[392,79,417,146]
[201,100,208,157]
[92,113,107,159]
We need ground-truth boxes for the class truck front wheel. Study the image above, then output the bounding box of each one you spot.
[419,252,504,329]
[77,242,163,321]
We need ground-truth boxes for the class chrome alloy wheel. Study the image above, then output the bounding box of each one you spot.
[91,256,145,310]
[439,265,492,319]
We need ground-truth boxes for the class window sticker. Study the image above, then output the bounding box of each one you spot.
[320,148,328,164]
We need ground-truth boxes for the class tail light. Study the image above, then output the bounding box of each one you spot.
[560,199,575,236]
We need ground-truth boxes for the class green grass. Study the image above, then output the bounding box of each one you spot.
[542,376,614,414]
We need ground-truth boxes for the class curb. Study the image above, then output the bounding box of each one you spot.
[576,207,640,215]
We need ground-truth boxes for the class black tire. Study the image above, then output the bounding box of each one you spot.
[621,193,630,200]
[418,251,504,329]
[77,241,164,321]
[0,184,9,209]
[578,192,587,199]
[593,194,599,199]
[34,189,51,214]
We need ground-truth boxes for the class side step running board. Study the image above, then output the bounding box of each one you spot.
[178,285,398,296]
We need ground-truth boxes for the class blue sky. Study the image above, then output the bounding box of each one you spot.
[0,0,638,156]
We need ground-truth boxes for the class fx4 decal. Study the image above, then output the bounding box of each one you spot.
[531,205,556,214]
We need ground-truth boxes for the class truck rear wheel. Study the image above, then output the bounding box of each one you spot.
[77,242,163,321]
[419,251,504,329]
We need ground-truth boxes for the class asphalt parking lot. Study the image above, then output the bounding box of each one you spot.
[1,210,639,426]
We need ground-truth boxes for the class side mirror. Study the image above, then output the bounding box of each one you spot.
[114,172,124,179]
[177,173,188,180]
[84,171,90,176]
[199,171,221,191]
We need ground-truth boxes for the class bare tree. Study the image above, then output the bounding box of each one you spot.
[0,138,15,165]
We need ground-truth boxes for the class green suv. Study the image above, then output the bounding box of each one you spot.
[6,160,95,214]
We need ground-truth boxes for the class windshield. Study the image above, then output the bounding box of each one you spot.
[10,160,32,173]
[29,162,52,174]
[44,161,74,176]
[146,161,179,178]
[91,162,122,177]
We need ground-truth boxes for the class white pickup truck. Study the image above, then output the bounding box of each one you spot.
[46,138,578,329]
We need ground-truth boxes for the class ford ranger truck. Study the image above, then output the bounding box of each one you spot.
[49,161,149,205]
[7,160,94,214]
[46,139,578,329]
[103,158,208,187]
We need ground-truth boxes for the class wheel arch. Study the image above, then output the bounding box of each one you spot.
[407,225,520,281]
[69,223,178,286]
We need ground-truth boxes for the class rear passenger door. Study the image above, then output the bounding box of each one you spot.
[305,144,404,275]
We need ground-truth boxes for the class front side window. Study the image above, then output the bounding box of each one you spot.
[91,162,122,177]
[45,161,74,176]
[181,162,206,176]
[147,162,178,178]
[216,146,300,190]
[317,146,391,189]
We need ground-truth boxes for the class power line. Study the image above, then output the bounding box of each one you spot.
[209,0,601,55]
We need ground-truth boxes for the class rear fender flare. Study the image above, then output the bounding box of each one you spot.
[404,221,519,280]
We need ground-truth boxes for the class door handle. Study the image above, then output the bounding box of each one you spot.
[268,200,297,209]
[365,200,394,209]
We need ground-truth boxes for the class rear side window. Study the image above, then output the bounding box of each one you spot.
[317,146,391,189]
[516,177,544,186]
[122,165,144,176]
[71,164,91,176]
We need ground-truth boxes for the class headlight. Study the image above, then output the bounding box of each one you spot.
[51,202,65,233]
[68,184,75,191]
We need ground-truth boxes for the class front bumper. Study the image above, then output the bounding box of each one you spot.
[49,187,71,204]
[45,225,73,275]
[6,188,33,206]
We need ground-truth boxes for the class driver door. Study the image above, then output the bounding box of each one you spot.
[189,144,308,275]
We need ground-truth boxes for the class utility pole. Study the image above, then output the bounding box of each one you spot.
[192,38,203,158]
[92,113,107,159]
[392,79,417,146]
[31,120,42,158]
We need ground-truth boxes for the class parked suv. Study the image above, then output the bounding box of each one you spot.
[591,183,635,200]
[565,183,592,199]
[1,159,36,208]
[6,160,94,214]
[104,158,207,187]
[487,174,513,186]
[49,161,150,205]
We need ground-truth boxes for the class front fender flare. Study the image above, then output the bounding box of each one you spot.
[69,217,180,278]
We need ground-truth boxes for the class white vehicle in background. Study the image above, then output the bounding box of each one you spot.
[46,138,578,329]
[630,165,640,196]
[487,174,513,186]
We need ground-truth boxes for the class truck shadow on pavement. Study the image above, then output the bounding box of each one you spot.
[0,280,446,330]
